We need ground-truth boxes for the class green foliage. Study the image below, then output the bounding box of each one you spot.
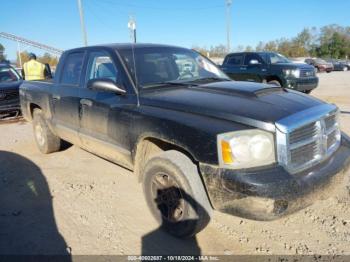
[0,43,6,61]
[193,24,350,59]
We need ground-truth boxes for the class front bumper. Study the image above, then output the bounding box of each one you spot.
[200,135,350,220]
[284,77,319,92]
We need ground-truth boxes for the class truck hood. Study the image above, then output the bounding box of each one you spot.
[140,81,324,131]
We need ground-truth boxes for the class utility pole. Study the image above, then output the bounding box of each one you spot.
[128,15,137,43]
[77,0,88,46]
[17,42,22,67]
[226,0,232,53]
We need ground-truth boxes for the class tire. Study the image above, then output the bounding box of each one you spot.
[267,80,281,87]
[304,90,312,94]
[343,67,348,72]
[142,150,212,238]
[32,108,61,154]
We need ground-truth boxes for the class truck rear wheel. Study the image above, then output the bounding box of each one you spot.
[32,108,61,154]
[142,150,212,238]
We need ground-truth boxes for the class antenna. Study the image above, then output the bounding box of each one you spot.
[128,15,137,43]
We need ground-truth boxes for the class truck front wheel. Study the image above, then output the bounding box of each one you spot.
[142,150,212,238]
[267,80,281,87]
[32,108,61,154]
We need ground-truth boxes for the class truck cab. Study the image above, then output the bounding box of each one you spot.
[20,44,350,238]
[221,51,319,94]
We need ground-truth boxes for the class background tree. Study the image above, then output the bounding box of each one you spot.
[0,43,6,62]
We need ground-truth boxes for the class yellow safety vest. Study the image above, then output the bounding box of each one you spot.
[23,60,45,81]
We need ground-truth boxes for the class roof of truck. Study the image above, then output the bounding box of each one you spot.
[65,43,187,53]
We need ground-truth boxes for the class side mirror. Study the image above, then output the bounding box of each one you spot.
[249,59,260,66]
[87,78,126,95]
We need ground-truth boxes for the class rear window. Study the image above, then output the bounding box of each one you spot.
[61,52,84,85]
[226,54,243,65]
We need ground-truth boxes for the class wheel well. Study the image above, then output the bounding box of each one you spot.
[265,76,282,86]
[133,137,196,182]
[29,103,41,119]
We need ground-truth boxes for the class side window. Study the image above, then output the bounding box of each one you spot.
[226,54,243,66]
[86,51,118,83]
[61,52,84,85]
[244,53,264,65]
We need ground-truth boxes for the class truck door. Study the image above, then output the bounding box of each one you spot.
[221,53,244,81]
[51,51,85,144]
[78,50,136,168]
[241,53,268,83]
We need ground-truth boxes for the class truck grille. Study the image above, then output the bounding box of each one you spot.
[0,89,19,101]
[276,104,341,173]
[300,68,315,78]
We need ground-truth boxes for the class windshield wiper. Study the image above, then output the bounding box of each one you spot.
[189,77,230,83]
[143,81,198,88]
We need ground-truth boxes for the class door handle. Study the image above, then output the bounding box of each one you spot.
[80,99,93,107]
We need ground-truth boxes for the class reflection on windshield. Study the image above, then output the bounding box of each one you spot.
[0,67,20,83]
[269,53,291,64]
[118,47,229,88]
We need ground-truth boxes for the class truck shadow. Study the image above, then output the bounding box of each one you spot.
[141,187,209,256]
[0,150,70,258]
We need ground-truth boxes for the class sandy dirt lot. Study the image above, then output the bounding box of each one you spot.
[0,71,349,256]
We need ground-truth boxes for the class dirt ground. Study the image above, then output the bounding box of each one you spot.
[0,71,350,256]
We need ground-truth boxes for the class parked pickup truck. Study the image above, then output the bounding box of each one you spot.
[20,44,350,237]
[0,63,22,118]
[221,52,319,94]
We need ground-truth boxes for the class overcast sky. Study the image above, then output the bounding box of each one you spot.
[1,0,350,59]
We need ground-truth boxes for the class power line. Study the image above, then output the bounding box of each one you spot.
[0,32,63,55]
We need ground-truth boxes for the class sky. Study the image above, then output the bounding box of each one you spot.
[1,0,350,60]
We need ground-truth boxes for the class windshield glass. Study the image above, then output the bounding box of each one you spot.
[0,66,20,83]
[316,58,327,64]
[269,53,291,64]
[118,46,229,88]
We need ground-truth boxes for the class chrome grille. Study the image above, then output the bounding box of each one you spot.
[300,68,315,78]
[0,89,19,101]
[289,122,318,144]
[276,104,341,174]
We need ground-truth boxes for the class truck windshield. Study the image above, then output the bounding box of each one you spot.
[269,53,292,64]
[0,66,21,83]
[118,46,229,88]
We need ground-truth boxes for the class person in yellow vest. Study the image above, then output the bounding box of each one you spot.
[22,53,49,81]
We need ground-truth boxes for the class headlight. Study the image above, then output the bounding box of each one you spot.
[283,69,300,78]
[217,130,276,169]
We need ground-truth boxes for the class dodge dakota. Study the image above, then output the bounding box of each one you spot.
[20,44,350,237]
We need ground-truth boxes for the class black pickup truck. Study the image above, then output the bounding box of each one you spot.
[221,52,319,93]
[20,44,350,237]
[0,63,22,118]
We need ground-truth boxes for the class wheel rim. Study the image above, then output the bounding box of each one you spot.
[151,172,185,222]
[35,123,45,146]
